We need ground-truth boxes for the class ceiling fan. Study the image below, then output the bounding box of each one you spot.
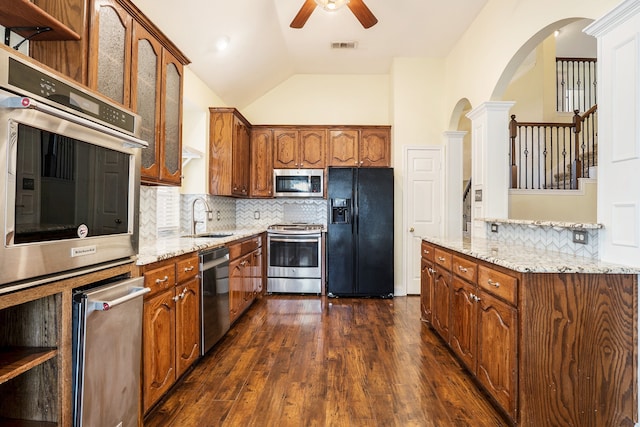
[290,0,378,29]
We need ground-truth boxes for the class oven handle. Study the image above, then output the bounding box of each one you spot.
[0,95,149,149]
[268,236,321,243]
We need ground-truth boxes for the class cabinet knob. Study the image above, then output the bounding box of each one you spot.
[487,279,500,288]
[423,249,429,254]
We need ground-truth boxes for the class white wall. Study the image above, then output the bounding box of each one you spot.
[181,67,227,195]
[242,74,390,125]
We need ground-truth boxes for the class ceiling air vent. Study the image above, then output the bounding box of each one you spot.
[331,41,358,49]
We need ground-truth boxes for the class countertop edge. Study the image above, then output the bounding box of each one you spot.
[136,228,267,265]
[422,236,640,274]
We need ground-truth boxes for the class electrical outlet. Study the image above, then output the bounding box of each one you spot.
[254,211,260,220]
[216,210,221,221]
[490,223,499,233]
[573,230,588,244]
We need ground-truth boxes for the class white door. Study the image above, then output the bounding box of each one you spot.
[404,146,442,295]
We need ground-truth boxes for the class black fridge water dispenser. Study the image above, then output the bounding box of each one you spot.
[330,198,350,224]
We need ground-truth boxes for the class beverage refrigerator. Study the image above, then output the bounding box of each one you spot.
[327,167,394,297]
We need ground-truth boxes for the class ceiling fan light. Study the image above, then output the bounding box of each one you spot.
[315,0,350,12]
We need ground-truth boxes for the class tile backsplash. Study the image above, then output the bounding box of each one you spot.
[140,186,327,242]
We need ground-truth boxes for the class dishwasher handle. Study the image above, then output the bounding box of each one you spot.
[201,253,229,271]
[92,287,150,311]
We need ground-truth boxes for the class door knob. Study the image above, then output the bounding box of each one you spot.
[409,227,415,232]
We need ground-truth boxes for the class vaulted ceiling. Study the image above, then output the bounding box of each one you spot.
[130,0,489,108]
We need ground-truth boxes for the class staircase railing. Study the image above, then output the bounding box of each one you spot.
[462,179,472,234]
[509,106,597,190]
[556,57,597,113]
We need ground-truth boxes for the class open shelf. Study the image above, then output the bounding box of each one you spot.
[0,418,57,427]
[0,347,58,385]
[0,0,80,42]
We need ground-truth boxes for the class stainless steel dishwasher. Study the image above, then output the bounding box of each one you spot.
[200,246,230,355]
[72,275,149,427]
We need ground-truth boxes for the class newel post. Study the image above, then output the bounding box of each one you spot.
[509,115,518,189]
[571,109,582,189]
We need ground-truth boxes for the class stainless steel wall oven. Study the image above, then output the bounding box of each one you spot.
[0,49,146,289]
[267,224,323,294]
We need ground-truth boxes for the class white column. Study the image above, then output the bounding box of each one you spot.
[466,101,515,239]
[444,131,466,240]
[586,0,640,267]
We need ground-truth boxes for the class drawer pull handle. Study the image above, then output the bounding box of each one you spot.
[156,275,169,284]
[428,268,436,274]
[469,293,481,302]
[487,279,500,288]
[423,249,429,254]
[437,256,446,262]
[184,266,195,272]
[458,266,468,273]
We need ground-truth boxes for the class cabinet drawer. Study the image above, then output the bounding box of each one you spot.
[144,265,176,297]
[421,242,434,261]
[452,255,477,282]
[229,235,262,259]
[434,248,452,270]
[478,266,517,305]
[176,255,199,283]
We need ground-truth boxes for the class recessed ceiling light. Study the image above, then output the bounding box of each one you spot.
[215,35,230,51]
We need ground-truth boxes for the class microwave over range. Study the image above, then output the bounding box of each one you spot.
[0,48,146,289]
[273,168,324,198]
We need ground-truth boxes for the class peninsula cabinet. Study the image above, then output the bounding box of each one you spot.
[209,108,251,197]
[140,252,200,413]
[250,127,274,197]
[273,127,326,169]
[327,126,391,167]
[421,240,637,426]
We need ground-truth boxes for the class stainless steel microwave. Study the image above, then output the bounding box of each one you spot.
[273,169,324,198]
[0,48,146,289]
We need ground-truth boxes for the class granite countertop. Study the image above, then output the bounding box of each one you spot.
[422,236,640,274]
[479,217,603,229]
[136,227,267,265]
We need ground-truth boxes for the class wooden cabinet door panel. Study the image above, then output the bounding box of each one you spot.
[232,117,250,196]
[273,129,299,168]
[143,289,176,412]
[420,258,433,323]
[360,128,390,167]
[209,111,233,195]
[477,290,517,418]
[432,268,451,342]
[229,255,244,323]
[175,277,200,377]
[328,130,359,166]
[299,129,326,168]
[250,128,273,197]
[450,277,478,374]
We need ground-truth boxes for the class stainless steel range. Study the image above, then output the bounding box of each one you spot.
[267,223,324,294]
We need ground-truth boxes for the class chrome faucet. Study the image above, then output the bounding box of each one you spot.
[191,197,213,236]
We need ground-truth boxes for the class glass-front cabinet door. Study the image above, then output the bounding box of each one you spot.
[132,22,161,181]
[161,52,182,185]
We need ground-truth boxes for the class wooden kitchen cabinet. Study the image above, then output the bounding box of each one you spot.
[420,241,434,323]
[328,127,391,167]
[228,234,263,324]
[273,128,326,169]
[250,127,274,197]
[209,108,251,197]
[141,252,200,413]
[420,240,637,425]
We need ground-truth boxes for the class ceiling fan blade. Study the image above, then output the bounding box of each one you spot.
[347,0,378,29]
[290,0,317,29]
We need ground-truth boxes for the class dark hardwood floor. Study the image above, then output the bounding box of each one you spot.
[144,295,508,427]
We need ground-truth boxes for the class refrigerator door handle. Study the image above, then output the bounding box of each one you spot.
[91,287,150,311]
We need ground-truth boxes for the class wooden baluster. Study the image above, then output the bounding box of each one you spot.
[571,109,582,189]
[509,115,518,189]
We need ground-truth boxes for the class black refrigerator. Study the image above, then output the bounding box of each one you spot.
[327,167,394,297]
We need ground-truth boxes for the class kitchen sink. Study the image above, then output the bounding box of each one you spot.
[182,233,234,239]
